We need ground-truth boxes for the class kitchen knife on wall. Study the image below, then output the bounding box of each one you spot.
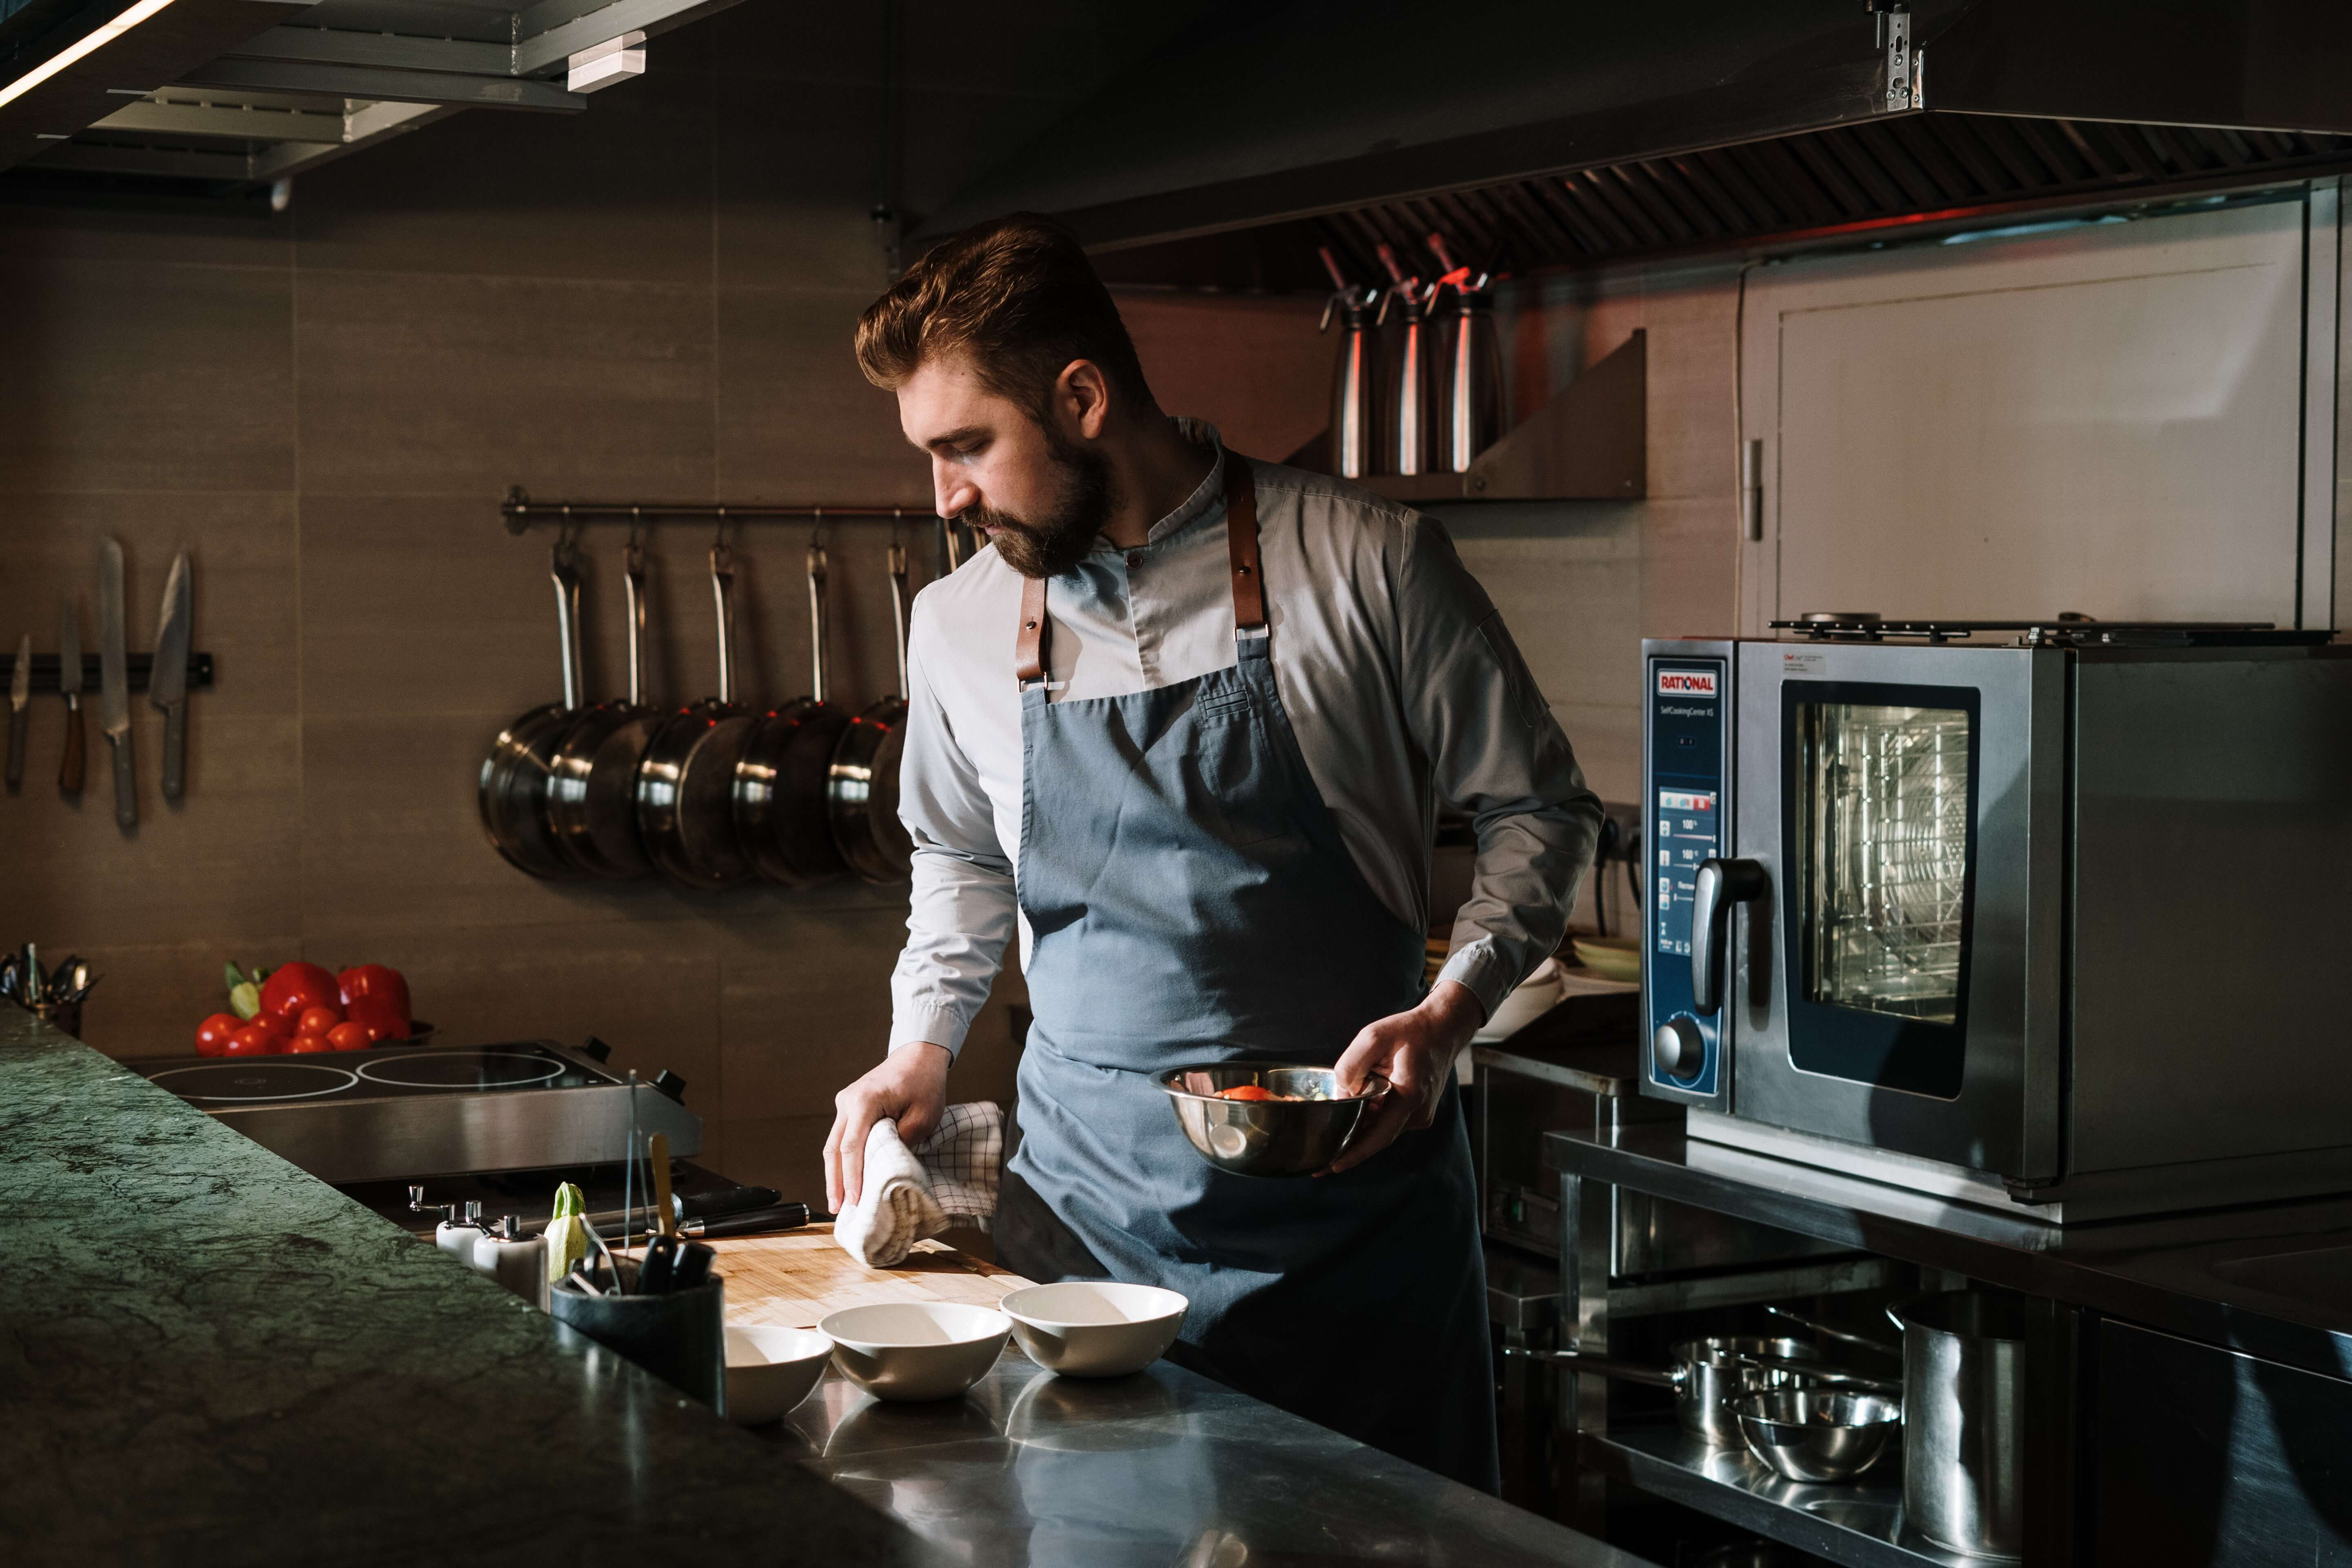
[6,632,26,793]
[151,552,191,802]
[99,539,135,829]
[58,598,84,796]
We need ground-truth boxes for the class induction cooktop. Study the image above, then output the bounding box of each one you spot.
[132,1040,701,1183]
[146,1046,595,1102]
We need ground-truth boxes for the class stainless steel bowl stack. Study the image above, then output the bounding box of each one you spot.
[1734,1388,1903,1482]
[1503,1335,1829,1446]
[1157,1064,1385,1178]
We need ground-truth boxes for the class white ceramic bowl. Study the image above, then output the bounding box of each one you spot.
[723,1324,833,1426]
[819,1302,1013,1402]
[998,1282,1189,1378]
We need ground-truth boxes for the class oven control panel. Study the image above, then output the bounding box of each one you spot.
[1644,649,1728,1102]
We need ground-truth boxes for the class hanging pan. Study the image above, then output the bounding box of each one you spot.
[828,536,914,884]
[479,541,588,879]
[548,538,662,879]
[733,541,850,886]
[635,543,757,888]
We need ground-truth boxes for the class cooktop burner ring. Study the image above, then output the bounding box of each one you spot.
[356,1051,566,1090]
[148,1062,361,1102]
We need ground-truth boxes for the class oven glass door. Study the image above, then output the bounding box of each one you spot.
[1782,682,1980,1098]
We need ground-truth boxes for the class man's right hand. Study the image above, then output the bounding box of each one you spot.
[825,1041,952,1214]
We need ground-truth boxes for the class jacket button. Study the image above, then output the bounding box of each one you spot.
[1126,553,1143,569]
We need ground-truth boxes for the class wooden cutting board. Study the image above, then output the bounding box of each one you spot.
[703,1222,1034,1329]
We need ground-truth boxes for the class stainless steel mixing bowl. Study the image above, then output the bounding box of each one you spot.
[1157,1064,1386,1178]
[1734,1388,1902,1483]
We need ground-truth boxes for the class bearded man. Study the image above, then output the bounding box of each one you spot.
[823,213,1600,1492]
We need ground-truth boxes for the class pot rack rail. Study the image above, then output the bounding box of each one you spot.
[501,487,941,538]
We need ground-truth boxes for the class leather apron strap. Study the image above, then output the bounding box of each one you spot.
[1015,455,1261,688]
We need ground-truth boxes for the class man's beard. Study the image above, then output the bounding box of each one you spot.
[964,430,1115,579]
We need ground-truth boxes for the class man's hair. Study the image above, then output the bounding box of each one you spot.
[855,213,1156,421]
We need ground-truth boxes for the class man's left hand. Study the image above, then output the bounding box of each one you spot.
[1322,980,1485,1175]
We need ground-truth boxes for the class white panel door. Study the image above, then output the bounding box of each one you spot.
[1739,199,2317,632]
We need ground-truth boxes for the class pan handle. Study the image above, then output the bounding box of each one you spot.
[709,545,736,705]
[887,538,909,696]
[941,517,964,573]
[1500,1346,1682,1389]
[623,542,647,707]
[807,545,831,704]
[1765,1304,1902,1358]
[550,543,583,710]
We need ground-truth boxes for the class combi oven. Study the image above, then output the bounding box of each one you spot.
[1642,620,2352,1220]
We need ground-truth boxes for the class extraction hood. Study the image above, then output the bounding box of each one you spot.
[915,0,2352,287]
[0,0,742,203]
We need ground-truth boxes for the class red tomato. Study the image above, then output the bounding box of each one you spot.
[325,1022,372,1053]
[296,1005,344,1038]
[260,961,340,1028]
[285,1032,335,1054]
[1215,1085,1279,1102]
[225,1025,278,1056]
[195,1014,244,1057]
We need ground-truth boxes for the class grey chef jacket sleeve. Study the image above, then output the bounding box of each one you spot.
[1398,517,1604,1021]
[887,628,1018,1059]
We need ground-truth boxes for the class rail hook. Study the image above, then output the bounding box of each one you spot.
[554,506,586,566]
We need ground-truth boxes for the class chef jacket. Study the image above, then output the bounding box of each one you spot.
[889,420,1603,1057]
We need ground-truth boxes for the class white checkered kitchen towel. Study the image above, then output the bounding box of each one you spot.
[833,1101,1004,1268]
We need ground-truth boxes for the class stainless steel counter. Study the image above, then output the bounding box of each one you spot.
[1544,1122,2352,1387]
[757,1342,1652,1568]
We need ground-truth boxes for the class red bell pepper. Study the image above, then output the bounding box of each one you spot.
[259,962,339,1029]
[337,964,412,1043]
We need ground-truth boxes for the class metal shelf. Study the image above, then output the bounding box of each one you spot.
[1583,1425,1980,1568]
[1288,330,1647,503]
[1279,331,1646,503]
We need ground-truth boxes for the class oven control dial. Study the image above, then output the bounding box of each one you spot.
[1653,1015,1707,1083]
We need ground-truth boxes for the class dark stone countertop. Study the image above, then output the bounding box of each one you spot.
[0,1008,921,1567]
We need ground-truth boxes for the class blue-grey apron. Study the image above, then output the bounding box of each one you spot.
[995,457,1499,1492]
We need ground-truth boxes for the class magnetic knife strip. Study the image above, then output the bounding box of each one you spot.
[4,654,213,694]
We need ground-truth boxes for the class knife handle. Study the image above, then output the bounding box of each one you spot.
[109,731,137,829]
[161,703,185,802]
[60,699,84,796]
[4,706,23,792]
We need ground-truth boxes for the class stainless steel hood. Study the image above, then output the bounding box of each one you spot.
[913,0,2352,284]
[0,0,746,201]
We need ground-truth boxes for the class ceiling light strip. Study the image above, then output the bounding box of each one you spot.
[0,0,180,112]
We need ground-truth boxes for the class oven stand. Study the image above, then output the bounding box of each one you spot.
[1555,1169,1914,1537]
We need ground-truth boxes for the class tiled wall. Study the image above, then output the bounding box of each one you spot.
[0,2,1328,1202]
[1423,259,1742,892]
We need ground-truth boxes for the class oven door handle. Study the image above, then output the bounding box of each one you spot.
[1690,857,1767,1016]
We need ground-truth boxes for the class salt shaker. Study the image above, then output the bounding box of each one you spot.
[473,1215,550,1311]
[435,1199,486,1262]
